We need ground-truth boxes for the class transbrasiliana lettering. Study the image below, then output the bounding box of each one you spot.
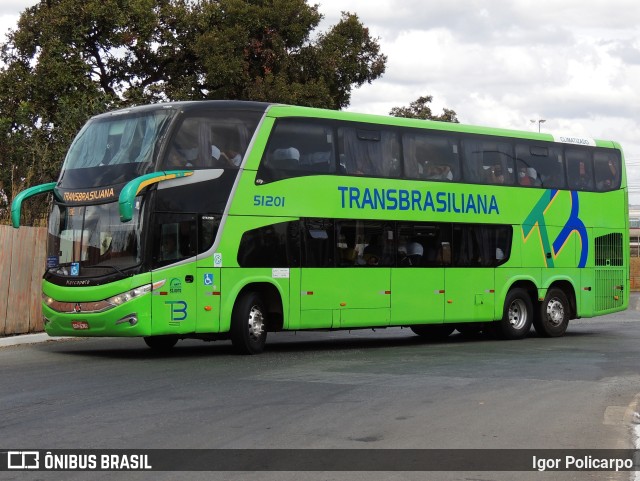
[337,186,499,215]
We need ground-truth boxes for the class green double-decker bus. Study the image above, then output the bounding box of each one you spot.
[11,101,629,353]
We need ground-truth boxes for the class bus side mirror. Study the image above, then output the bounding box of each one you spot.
[118,171,193,222]
[10,182,57,228]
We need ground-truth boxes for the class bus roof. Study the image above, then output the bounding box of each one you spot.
[265,104,619,150]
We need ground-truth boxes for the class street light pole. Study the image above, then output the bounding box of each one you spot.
[530,119,546,132]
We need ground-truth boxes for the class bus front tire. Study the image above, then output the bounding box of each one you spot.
[231,292,268,354]
[534,288,570,337]
[493,288,533,340]
[144,335,178,352]
[410,324,455,340]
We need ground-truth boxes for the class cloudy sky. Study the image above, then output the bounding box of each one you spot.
[2,0,640,201]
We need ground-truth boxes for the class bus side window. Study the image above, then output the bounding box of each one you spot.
[259,120,336,182]
[515,144,566,189]
[338,127,400,178]
[594,151,621,191]
[303,219,335,267]
[237,222,300,268]
[462,140,514,185]
[566,150,594,191]
[152,214,198,267]
[403,132,459,182]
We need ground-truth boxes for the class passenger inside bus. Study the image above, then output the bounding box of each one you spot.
[596,158,619,190]
[424,162,453,180]
[486,164,505,184]
[165,146,193,169]
[399,242,424,266]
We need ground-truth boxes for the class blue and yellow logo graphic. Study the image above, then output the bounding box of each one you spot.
[523,190,588,268]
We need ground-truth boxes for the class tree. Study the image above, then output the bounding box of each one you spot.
[390,95,459,123]
[0,0,386,224]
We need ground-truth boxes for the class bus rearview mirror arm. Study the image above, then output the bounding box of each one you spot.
[118,170,193,222]
[11,182,57,228]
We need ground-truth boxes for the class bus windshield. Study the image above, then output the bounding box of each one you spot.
[46,200,144,278]
[63,109,175,170]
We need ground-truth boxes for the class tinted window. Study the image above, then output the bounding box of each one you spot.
[516,144,565,189]
[594,150,621,191]
[164,111,260,170]
[462,140,514,185]
[566,149,594,191]
[152,213,198,268]
[338,127,400,177]
[397,223,452,267]
[336,220,395,267]
[260,120,336,180]
[303,219,335,267]
[403,132,460,181]
[452,224,511,267]
[237,222,300,268]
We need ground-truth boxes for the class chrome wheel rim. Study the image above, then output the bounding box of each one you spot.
[545,298,565,327]
[247,305,265,342]
[508,299,528,330]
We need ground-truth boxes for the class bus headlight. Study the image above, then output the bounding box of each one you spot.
[107,284,152,307]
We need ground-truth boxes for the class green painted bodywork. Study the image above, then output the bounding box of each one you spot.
[40,104,629,338]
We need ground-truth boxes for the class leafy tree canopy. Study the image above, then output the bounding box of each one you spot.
[0,0,386,223]
[390,95,458,123]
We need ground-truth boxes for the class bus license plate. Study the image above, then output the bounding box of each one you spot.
[72,321,90,330]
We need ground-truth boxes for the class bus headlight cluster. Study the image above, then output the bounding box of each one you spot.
[107,284,152,307]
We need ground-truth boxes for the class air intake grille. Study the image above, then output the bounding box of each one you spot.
[594,270,625,312]
[594,233,623,266]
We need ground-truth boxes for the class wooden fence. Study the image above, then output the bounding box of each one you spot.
[0,224,47,335]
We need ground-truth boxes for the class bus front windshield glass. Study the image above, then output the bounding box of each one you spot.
[47,201,144,277]
[61,109,175,176]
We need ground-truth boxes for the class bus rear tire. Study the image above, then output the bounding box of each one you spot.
[493,288,533,340]
[534,288,570,337]
[410,324,455,340]
[144,335,178,352]
[231,291,268,354]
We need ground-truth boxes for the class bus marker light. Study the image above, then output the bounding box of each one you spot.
[447,300,453,304]
[583,287,592,291]
[159,292,168,296]
[435,290,445,294]
[301,291,314,296]
[204,306,212,311]
[614,296,620,301]
[340,302,347,307]
[213,292,221,296]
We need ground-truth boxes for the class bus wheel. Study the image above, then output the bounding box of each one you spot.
[494,288,533,340]
[410,324,455,340]
[144,335,178,352]
[534,288,570,337]
[231,292,268,354]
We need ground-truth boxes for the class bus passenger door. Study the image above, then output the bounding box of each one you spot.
[150,214,199,335]
[299,219,391,329]
[444,225,499,323]
[391,224,447,325]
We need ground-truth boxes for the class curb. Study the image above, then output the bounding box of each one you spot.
[0,333,74,348]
